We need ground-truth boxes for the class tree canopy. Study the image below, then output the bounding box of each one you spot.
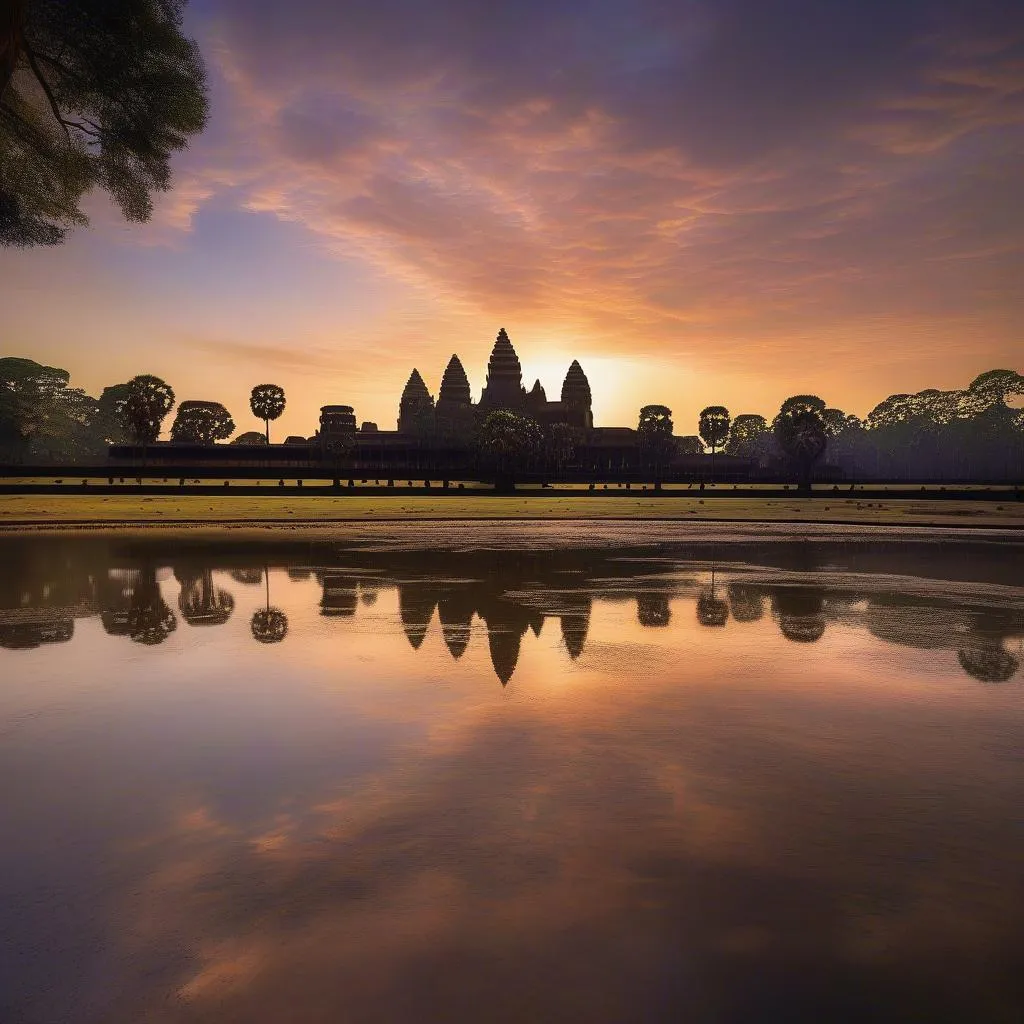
[231,430,268,446]
[250,384,286,442]
[637,404,675,474]
[118,374,175,444]
[1,0,208,246]
[698,406,730,454]
[170,400,233,444]
[476,410,542,484]
[725,414,769,458]
[774,398,828,490]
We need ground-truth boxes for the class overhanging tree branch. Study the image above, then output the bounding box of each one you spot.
[25,45,69,140]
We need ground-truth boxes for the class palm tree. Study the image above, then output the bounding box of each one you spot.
[250,384,286,443]
[698,406,730,480]
[696,567,729,626]
[637,405,674,487]
[773,397,828,494]
[251,567,288,644]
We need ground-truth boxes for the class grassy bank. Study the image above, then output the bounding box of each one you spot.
[1,493,1022,530]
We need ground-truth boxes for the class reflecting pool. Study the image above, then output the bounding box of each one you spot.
[1,524,1022,1023]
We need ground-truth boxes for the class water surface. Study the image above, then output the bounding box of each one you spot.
[1,525,1022,1023]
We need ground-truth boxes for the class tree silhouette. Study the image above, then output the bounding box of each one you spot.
[0,356,107,460]
[476,410,542,489]
[170,400,234,445]
[251,568,287,643]
[637,405,674,485]
[231,430,267,446]
[637,592,671,627]
[1,0,208,247]
[957,645,1019,683]
[771,587,826,643]
[546,422,583,476]
[727,583,764,623]
[698,406,730,476]
[116,374,175,446]
[250,384,286,443]
[94,383,131,445]
[230,568,264,585]
[774,397,828,493]
[675,435,704,456]
[251,607,288,644]
[126,567,176,645]
[175,567,234,625]
[725,414,770,459]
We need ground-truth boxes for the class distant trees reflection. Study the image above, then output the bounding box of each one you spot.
[0,541,1020,688]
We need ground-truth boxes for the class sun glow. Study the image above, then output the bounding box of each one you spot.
[517,349,646,425]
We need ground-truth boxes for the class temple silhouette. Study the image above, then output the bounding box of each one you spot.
[395,328,595,434]
[104,326,779,479]
[317,328,608,470]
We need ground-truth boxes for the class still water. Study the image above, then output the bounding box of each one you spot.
[1,523,1022,1023]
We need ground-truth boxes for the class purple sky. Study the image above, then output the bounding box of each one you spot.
[5,0,1023,437]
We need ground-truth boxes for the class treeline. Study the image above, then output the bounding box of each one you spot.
[2,356,1021,481]
[712,370,1024,481]
[0,359,286,462]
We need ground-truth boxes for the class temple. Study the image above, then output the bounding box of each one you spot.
[390,328,594,439]
[109,327,759,480]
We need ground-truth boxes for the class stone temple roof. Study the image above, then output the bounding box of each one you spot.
[486,328,522,385]
[439,354,471,405]
[561,359,592,405]
[529,379,547,401]
[400,368,434,406]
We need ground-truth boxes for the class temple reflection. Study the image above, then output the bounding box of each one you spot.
[398,583,439,650]
[0,538,1019,685]
[318,572,358,617]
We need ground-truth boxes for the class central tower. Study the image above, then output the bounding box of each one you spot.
[479,328,525,411]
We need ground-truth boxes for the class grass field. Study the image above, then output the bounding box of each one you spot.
[1,493,1021,530]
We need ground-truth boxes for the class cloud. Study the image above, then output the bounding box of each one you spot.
[178,0,1023,365]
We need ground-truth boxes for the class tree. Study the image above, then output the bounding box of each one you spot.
[175,566,234,625]
[698,405,730,476]
[125,567,176,645]
[772,587,827,643]
[545,422,583,476]
[1,0,208,247]
[0,355,66,451]
[0,356,111,461]
[476,410,542,489]
[637,593,671,627]
[774,397,828,493]
[725,414,770,460]
[232,430,267,446]
[251,567,288,644]
[170,400,233,444]
[637,404,675,484]
[249,384,286,443]
[957,646,1019,684]
[116,374,175,445]
[675,435,704,456]
[94,383,131,445]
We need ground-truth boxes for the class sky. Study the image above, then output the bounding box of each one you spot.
[3,0,1024,439]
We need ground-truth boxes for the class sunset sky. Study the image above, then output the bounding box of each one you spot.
[5,0,1024,438]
